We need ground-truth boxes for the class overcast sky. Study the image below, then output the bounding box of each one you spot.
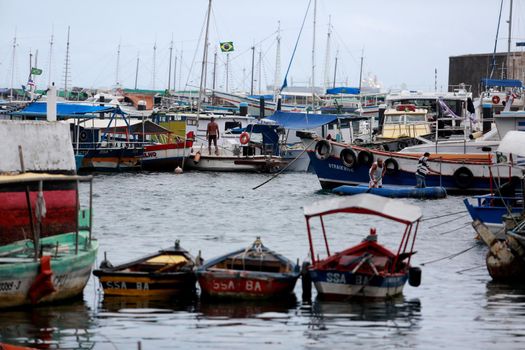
[1,0,524,93]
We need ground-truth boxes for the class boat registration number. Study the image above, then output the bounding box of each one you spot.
[0,280,22,292]
[212,279,262,292]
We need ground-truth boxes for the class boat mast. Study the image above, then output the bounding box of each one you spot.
[250,46,255,95]
[323,15,332,90]
[311,0,317,110]
[258,49,262,94]
[197,0,212,114]
[63,26,71,100]
[173,51,178,91]
[134,52,140,89]
[152,41,157,90]
[48,28,54,86]
[274,21,281,99]
[10,30,17,101]
[332,50,338,88]
[226,52,230,92]
[168,36,173,91]
[115,41,121,86]
[490,0,504,79]
[507,0,513,79]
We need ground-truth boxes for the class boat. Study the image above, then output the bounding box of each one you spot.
[300,132,522,193]
[196,237,300,299]
[0,173,98,308]
[303,194,422,299]
[93,240,199,297]
[0,343,37,350]
[333,184,446,199]
[464,194,523,233]
[141,132,194,171]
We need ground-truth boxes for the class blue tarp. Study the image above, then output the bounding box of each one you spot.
[247,94,274,100]
[326,87,360,95]
[17,102,119,117]
[265,111,338,130]
[480,78,523,88]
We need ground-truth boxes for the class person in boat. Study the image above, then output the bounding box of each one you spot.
[369,158,386,188]
[415,152,440,188]
[207,117,220,155]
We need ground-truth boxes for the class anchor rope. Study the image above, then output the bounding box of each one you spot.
[420,244,478,266]
[420,210,468,222]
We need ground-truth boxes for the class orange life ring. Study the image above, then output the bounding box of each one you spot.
[492,95,500,104]
[240,132,250,145]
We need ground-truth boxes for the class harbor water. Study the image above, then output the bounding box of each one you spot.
[2,172,525,349]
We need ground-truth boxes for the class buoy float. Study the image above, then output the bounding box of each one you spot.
[174,166,183,174]
[240,132,250,145]
[492,95,500,104]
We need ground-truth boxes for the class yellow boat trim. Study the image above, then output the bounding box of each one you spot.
[146,255,187,265]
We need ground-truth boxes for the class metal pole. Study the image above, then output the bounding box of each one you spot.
[508,0,513,79]
[89,179,93,243]
[332,52,338,89]
[10,32,17,101]
[168,37,173,91]
[212,51,217,91]
[311,0,317,110]
[258,49,262,94]
[226,53,230,92]
[197,0,212,114]
[250,46,255,95]
[173,55,177,92]
[134,53,139,90]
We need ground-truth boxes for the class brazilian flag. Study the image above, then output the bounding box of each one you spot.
[31,67,43,75]
[220,42,234,52]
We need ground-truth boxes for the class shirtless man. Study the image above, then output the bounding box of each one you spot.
[206,117,220,155]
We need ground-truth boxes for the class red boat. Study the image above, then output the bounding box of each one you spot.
[196,237,300,299]
[304,194,422,299]
[0,174,77,246]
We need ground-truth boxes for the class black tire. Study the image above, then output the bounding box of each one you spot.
[79,130,88,141]
[397,141,408,151]
[453,166,474,189]
[357,150,374,167]
[340,149,357,169]
[315,140,332,160]
[384,158,399,175]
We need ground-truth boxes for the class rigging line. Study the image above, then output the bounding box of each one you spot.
[438,222,471,236]
[490,0,505,79]
[184,8,208,90]
[228,30,278,63]
[420,244,478,266]
[280,0,313,91]
[427,214,470,229]
[456,265,486,274]
[420,210,468,222]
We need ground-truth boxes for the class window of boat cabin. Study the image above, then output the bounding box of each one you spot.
[405,114,426,123]
[384,115,403,124]
[224,121,241,131]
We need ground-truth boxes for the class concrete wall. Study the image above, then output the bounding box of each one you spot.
[0,120,75,173]
[448,52,525,97]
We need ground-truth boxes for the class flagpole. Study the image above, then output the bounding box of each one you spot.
[197,0,212,115]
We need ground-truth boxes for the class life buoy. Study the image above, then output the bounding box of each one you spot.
[315,140,332,160]
[240,132,250,145]
[357,150,374,167]
[340,149,357,169]
[492,95,500,104]
[453,166,474,189]
[384,158,399,174]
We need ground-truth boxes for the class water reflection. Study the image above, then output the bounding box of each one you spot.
[0,299,94,349]
[98,295,197,314]
[197,295,298,319]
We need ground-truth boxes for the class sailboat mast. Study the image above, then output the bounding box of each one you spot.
[507,0,513,79]
[212,50,217,91]
[10,30,17,101]
[250,46,255,95]
[226,53,230,92]
[48,29,54,86]
[134,53,139,90]
[358,50,364,94]
[197,0,212,114]
[152,41,157,90]
[258,49,262,94]
[311,0,317,109]
[323,15,332,90]
[116,42,121,86]
[63,26,71,100]
[274,21,281,97]
[332,50,338,88]
[168,37,173,90]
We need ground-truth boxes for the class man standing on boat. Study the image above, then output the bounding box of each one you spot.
[369,158,386,188]
[415,152,440,188]
[207,117,220,156]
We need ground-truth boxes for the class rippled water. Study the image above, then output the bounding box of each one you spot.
[2,172,525,349]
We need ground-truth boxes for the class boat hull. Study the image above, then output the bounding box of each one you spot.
[197,270,299,299]
[309,269,408,299]
[333,185,447,199]
[141,143,191,171]
[186,155,286,173]
[94,272,196,297]
[0,232,98,309]
[81,148,142,172]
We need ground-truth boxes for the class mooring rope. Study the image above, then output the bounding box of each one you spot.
[420,244,478,266]
[427,214,469,229]
[437,222,471,236]
[421,210,468,222]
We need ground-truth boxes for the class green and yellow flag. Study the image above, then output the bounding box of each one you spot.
[220,42,234,53]
[31,67,43,75]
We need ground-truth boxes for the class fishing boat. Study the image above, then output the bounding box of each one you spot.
[0,173,98,309]
[196,237,300,299]
[92,240,199,297]
[303,194,422,299]
[0,343,37,350]
[333,184,447,199]
[141,132,195,171]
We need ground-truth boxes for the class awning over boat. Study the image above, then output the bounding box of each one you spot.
[14,102,120,117]
[326,87,360,95]
[265,111,338,130]
[497,130,525,158]
[303,193,422,224]
[480,78,523,88]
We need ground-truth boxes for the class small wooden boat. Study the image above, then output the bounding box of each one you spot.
[93,240,199,297]
[333,184,447,199]
[0,343,38,350]
[464,194,523,233]
[303,194,422,299]
[196,237,300,299]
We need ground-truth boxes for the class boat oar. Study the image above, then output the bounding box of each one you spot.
[252,140,315,190]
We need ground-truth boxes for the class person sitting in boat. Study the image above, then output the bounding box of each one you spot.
[369,158,386,188]
[206,117,220,155]
[415,152,440,188]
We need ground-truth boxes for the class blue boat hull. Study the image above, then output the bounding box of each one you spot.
[463,198,522,224]
[333,185,447,199]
